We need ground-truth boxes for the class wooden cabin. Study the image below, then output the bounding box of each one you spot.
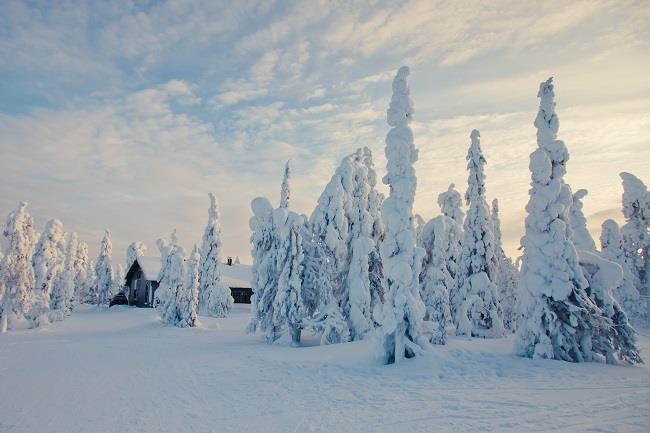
[122,256,253,307]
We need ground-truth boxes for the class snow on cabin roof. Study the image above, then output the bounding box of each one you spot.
[133,256,252,288]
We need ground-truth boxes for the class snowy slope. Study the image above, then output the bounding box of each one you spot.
[1,305,649,433]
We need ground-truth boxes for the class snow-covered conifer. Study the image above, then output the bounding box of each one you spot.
[419,216,451,344]
[234,256,241,265]
[491,199,519,332]
[53,232,78,320]
[198,193,233,318]
[438,184,464,226]
[247,197,277,339]
[456,130,504,338]
[178,244,200,328]
[271,208,306,344]
[438,187,464,324]
[280,160,291,209]
[516,78,609,362]
[126,241,147,270]
[0,202,37,332]
[376,66,430,364]
[159,243,187,326]
[153,232,174,307]
[302,236,350,344]
[114,264,125,295]
[307,147,383,340]
[74,241,90,303]
[578,250,642,364]
[94,229,114,307]
[570,189,597,252]
[31,218,65,327]
[600,219,645,323]
[619,172,649,296]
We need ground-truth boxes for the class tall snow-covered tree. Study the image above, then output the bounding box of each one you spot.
[31,218,65,327]
[516,78,617,362]
[491,198,519,332]
[114,264,125,295]
[438,183,464,226]
[0,202,37,332]
[159,243,187,326]
[455,130,504,338]
[438,187,464,324]
[271,207,307,345]
[302,236,350,344]
[126,241,147,270]
[578,250,642,364]
[619,172,649,296]
[418,216,452,344]
[198,193,233,318]
[153,231,175,307]
[248,198,307,344]
[376,66,430,364]
[94,229,114,307]
[600,219,646,324]
[306,147,383,341]
[74,241,90,303]
[180,245,200,328]
[52,232,78,321]
[280,160,291,209]
[247,197,278,340]
[570,189,597,252]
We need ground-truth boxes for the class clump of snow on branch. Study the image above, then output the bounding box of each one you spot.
[570,189,597,252]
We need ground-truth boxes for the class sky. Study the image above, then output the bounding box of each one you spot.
[0,0,649,266]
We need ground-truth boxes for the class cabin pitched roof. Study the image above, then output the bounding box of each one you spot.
[129,255,252,288]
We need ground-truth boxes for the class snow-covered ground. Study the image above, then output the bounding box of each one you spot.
[1,305,649,433]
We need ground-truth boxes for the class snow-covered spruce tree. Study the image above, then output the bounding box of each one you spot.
[114,264,125,295]
[438,186,464,324]
[31,218,65,327]
[491,198,519,332]
[306,147,383,341]
[153,232,175,307]
[280,160,291,209]
[455,130,504,338]
[438,184,464,226]
[600,219,646,324]
[159,243,187,326]
[578,250,642,364]
[74,241,90,303]
[247,197,278,340]
[126,241,147,270]
[570,189,597,252]
[94,229,114,307]
[198,193,233,318]
[234,256,241,265]
[516,78,609,362]
[178,244,200,328]
[302,235,350,344]
[619,172,649,296]
[376,66,430,364]
[0,202,37,332]
[271,208,307,345]
[52,232,78,321]
[418,216,452,344]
